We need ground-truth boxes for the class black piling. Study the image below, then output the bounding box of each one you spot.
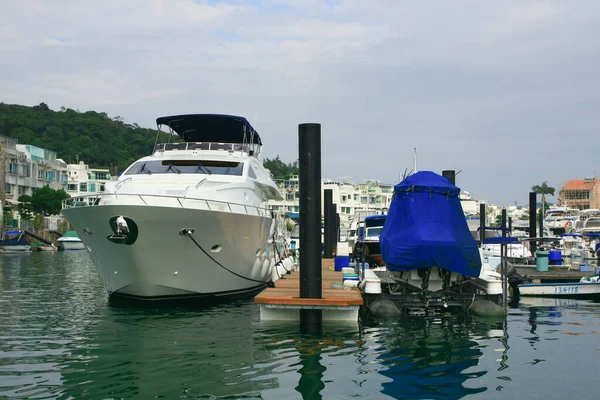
[442,170,456,185]
[323,189,334,259]
[501,208,508,310]
[539,204,544,239]
[331,203,338,253]
[529,192,537,254]
[335,212,340,243]
[299,123,322,326]
[479,203,486,246]
[508,216,513,233]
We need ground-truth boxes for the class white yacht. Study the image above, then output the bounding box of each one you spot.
[62,114,285,300]
[544,207,580,236]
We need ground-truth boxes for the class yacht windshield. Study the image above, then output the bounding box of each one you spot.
[366,227,383,237]
[124,160,244,176]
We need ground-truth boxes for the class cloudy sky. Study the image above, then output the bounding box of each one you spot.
[2,0,599,205]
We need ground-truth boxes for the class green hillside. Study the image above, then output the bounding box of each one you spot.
[0,102,298,178]
[0,102,168,172]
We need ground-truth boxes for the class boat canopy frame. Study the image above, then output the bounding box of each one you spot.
[155,114,262,158]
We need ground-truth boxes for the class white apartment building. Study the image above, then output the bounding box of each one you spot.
[268,175,492,229]
[268,175,394,227]
[0,136,69,228]
[65,161,112,204]
[4,142,69,203]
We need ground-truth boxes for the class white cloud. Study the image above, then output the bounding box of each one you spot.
[1,0,600,204]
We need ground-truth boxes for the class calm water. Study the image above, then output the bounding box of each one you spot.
[1,252,599,399]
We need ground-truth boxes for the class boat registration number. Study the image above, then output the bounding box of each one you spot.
[554,286,579,294]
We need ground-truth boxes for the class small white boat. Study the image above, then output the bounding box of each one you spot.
[517,275,600,299]
[0,230,31,252]
[57,231,86,250]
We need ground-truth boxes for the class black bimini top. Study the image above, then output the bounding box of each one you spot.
[156,114,262,145]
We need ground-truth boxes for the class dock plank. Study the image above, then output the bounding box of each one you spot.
[255,259,363,307]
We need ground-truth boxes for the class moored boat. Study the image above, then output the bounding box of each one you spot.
[516,275,600,299]
[57,231,85,250]
[62,114,286,300]
[0,230,31,252]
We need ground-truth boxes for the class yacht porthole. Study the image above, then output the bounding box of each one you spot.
[211,245,222,253]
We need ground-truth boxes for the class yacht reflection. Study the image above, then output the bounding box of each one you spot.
[58,300,277,399]
[369,316,506,399]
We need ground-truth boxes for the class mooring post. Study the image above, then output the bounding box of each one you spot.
[479,203,486,247]
[299,123,322,327]
[539,204,544,239]
[501,208,508,310]
[442,170,456,185]
[529,192,537,254]
[508,216,513,233]
[331,203,338,255]
[323,189,333,259]
[336,212,340,243]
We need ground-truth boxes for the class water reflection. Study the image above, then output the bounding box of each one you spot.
[362,316,506,399]
[3,252,600,399]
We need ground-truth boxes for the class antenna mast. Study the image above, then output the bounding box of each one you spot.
[413,147,417,173]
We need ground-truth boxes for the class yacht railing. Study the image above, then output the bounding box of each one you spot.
[62,193,274,218]
[153,142,257,155]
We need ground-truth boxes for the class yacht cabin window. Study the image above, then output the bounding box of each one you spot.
[124,160,244,176]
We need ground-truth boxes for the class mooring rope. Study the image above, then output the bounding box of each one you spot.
[180,228,275,288]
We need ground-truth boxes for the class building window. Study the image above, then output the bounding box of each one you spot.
[79,183,87,192]
[67,184,77,192]
[37,169,45,179]
[563,190,590,200]
[287,193,295,201]
[61,174,68,183]
[100,183,105,192]
[18,185,24,196]
[95,172,110,180]
[21,165,30,177]
[89,183,96,192]
[5,183,13,194]
[46,171,54,181]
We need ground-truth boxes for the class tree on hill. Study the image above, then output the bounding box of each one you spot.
[0,102,170,172]
[18,186,70,216]
[1,102,295,174]
[263,156,298,180]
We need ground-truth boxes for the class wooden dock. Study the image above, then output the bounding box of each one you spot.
[515,264,598,282]
[254,258,363,322]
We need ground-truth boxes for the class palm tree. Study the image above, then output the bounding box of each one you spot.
[532,181,555,218]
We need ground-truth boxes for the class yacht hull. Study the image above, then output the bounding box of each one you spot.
[63,204,277,299]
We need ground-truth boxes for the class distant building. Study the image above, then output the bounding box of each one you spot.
[0,136,69,228]
[267,175,394,229]
[558,177,600,210]
[66,161,113,204]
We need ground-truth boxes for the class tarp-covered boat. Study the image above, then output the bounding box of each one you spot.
[380,171,482,277]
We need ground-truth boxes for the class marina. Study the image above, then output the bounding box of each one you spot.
[1,250,600,399]
[3,2,600,398]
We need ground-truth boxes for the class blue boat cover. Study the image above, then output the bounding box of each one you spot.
[482,237,520,244]
[380,171,482,277]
